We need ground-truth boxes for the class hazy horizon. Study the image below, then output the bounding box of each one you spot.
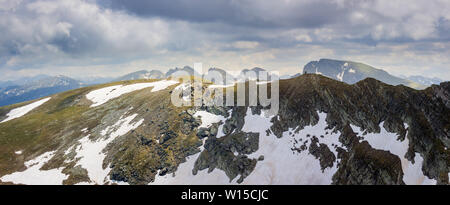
[0,59,447,83]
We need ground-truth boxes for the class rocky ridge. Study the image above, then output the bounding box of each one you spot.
[0,75,448,185]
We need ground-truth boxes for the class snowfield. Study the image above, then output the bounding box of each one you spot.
[0,97,51,123]
[351,122,436,185]
[0,151,68,185]
[244,110,343,185]
[86,80,178,107]
[0,111,144,185]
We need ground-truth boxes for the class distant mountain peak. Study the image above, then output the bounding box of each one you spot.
[203,67,235,85]
[303,59,426,89]
[0,75,83,107]
[115,70,164,81]
[165,66,199,78]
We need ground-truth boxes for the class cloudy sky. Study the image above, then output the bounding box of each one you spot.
[0,0,449,81]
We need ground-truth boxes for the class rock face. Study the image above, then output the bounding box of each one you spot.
[0,75,448,185]
[432,82,450,108]
[303,59,425,89]
[273,75,449,184]
[332,125,404,185]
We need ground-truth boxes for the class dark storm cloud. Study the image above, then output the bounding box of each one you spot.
[104,0,347,29]
[103,0,450,47]
[437,18,450,40]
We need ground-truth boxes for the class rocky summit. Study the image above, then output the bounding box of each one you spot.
[0,74,448,185]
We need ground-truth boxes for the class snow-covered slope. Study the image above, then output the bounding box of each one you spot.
[0,97,51,123]
[71,113,144,185]
[351,123,436,185]
[86,80,178,107]
[0,151,68,185]
[151,109,438,185]
[1,110,144,185]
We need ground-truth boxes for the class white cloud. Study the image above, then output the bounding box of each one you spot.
[0,0,449,81]
[0,0,170,67]
[295,34,312,43]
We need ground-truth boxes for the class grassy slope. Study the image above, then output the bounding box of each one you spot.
[0,79,180,178]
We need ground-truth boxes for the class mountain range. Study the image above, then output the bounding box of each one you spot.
[0,74,448,185]
[0,59,444,107]
[0,75,84,107]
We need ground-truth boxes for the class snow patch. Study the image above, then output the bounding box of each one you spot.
[315,67,322,75]
[1,97,51,123]
[0,151,68,185]
[72,113,144,184]
[351,122,436,185]
[86,80,178,107]
[14,150,22,155]
[256,81,271,85]
[336,71,345,81]
[174,83,192,101]
[193,110,231,139]
[193,111,226,128]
